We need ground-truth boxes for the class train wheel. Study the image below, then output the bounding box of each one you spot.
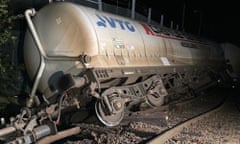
[95,100,124,127]
[146,94,164,107]
[145,78,167,107]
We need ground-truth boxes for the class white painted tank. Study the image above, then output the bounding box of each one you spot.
[24,2,223,96]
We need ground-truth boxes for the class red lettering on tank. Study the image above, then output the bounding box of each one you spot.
[141,23,155,35]
[140,23,206,45]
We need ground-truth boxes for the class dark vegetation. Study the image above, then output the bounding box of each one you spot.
[0,0,27,116]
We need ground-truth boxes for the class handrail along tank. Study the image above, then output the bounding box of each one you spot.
[0,2,229,143]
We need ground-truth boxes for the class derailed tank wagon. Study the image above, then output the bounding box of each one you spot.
[0,2,228,143]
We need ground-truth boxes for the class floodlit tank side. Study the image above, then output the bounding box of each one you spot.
[24,2,225,98]
[81,7,175,67]
[137,24,169,66]
[82,7,146,67]
[24,3,99,96]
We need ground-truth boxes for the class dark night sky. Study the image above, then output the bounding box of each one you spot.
[137,0,240,46]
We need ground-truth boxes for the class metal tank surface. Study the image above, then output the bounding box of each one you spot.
[24,2,224,98]
[0,2,234,143]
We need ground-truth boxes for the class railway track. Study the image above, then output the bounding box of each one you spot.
[43,87,229,144]
[148,95,226,144]
[161,90,240,144]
